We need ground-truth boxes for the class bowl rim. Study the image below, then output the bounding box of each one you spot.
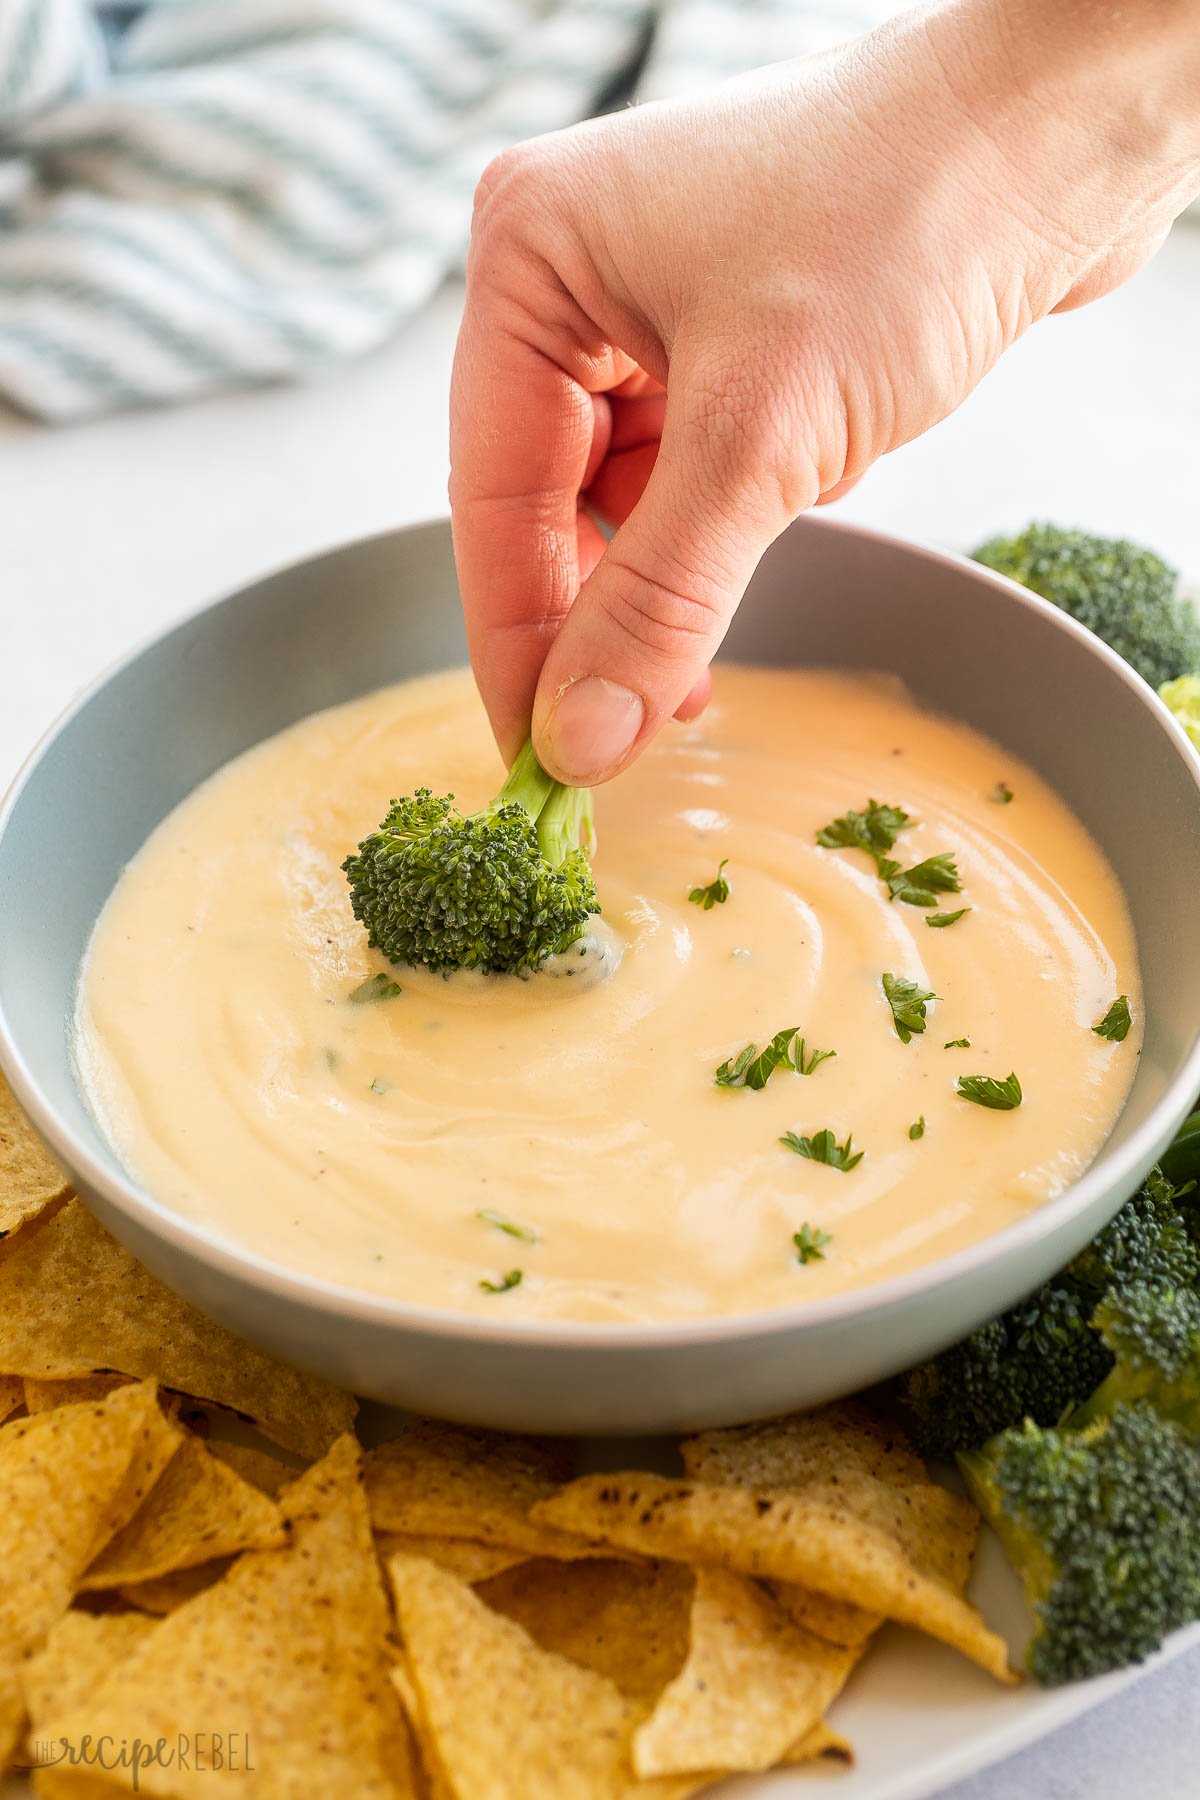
[3,511,1200,1352]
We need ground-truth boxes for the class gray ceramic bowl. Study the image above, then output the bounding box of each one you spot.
[2,515,1200,1435]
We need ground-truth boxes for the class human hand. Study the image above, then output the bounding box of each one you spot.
[450,0,1200,784]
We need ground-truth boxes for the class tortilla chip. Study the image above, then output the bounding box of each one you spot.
[392,1658,454,1800]
[476,1558,693,1705]
[365,1421,614,1561]
[79,1434,287,1590]
[22,1612,157,1739]
[0,1376,23,1424]
[388,1554,704,1800]
[0,1073,71,1241]
[40,1436,416,1797]
[765,1582,880,1648]
[0,1666,23,1778]
[206,1439,301,1498]
[0,1199,355,1458]
[375,1534,529,1586]
[786,1721,854,1765]
[23,1376,132,1414]
[117,1562,234,1616]
[683,1403,978,1641]
[532,1474,1013,1682]
[633,1569,859,1777]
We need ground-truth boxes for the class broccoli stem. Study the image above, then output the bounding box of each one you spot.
[493,740,596,868]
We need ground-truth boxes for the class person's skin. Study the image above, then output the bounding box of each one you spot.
[450,0,1200,786]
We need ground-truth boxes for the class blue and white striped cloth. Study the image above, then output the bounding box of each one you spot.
[0,0,892,421]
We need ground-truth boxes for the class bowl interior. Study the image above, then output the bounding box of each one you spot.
[2,514,1200,1319]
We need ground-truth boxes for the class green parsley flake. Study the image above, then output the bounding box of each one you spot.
[479,1268,523,1294]
[989,782,1014,804]
[780,1128,864,1172]
[476,1208,540,1244]
[349,973,402,1004]
[816,799,910,857]
[926,908,971,929]
[956,1072,1023,1111]
[688,860,730,910]
[882,973,936,1044]
[909,1116,926,1140]
[944,1038,971,1050]
[793,1224,832,1265]
[715,1028,835,1090]
[880,852,962,908]
[1092,996,1132,1043]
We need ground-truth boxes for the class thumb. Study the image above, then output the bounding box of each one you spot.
[531,379,803,785]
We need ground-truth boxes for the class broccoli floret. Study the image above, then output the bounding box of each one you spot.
[1159,675,1200,751]
[899,1167,1196,1458]
[1072,1281,1200,1437]
[342,741,598,976]
[900,1281,1111,1462]
[961,1403,1200,1683]
[1066,1166,1199,1297]
[973,523,1200,688]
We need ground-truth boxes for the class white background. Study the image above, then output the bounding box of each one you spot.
[2,222,1199,1798]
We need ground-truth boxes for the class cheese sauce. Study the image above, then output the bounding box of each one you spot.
[75,667,1141,1323]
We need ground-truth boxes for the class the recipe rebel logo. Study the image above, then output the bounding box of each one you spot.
[33,1730,255,1788]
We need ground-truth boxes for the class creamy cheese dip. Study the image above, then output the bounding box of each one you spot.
[75,667,1141,1324]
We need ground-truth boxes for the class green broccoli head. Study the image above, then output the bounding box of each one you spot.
[342,741,599,977]
[1072,1280,1200,1437]
[973,523,1200,689]
[1160,675,1200,752]
[899,1166,1194,1460]
[960,1403,1200,1684]
[1066,1166,1199,1297]
[899,1281,1112,1463]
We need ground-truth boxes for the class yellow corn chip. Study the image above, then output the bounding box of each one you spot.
[375,1534,528,1585]
[117,1562,234,1616]
[23,1612,156,1739]
[388,1554,706,1800]
[0,1199,355,1458]
[786,1721,854,1765]
[0,1376,22,1424]
[206,1439,301,1498]
[79,1434,287,1590]
[0,1073,71,1242]
[1,1665,23,1777]
[765,1582,880,1648]
[476,1558,692,1705]
[392,1658,454,1800]
[682,1402,926,1491]
[365,1421,615,1561]
[633,1569,859,1777]
[0,1382,179,1661]
[40,1436,416,1797]
[23,1376,131,1414]
[683,1403,978,1640]
[532,1474,1013,1681]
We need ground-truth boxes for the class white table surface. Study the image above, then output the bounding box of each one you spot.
[2,222,1199,1799]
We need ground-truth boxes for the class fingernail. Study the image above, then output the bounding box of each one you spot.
[542,677,644,783]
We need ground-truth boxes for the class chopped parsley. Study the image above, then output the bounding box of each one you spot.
[909,1116,926,1140]
[926,908,970,929]
[1092,995,1132,1042]
[882,973,936,1044]
[349,973,402,1004]
[880,852,962,908]
[780,1128,864,1172]
[817,798,963,916]
[944,1037,971,1049]
[955,1072,1023,1111]
[793,1223,832,1264]
[989,782,1014,804]
[368,1077,388,1095]
[715,1027,835,1090]
[479,1268,523,1294]
[688,860,730,909]
[476,1208,540,1244]
[816,799,910,856]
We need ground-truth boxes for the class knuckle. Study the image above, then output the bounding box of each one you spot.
[597,550,726,663]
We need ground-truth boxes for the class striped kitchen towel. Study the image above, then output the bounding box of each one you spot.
[0,0,895,422]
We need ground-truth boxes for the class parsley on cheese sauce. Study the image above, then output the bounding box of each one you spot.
[75,667,1141,1323]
